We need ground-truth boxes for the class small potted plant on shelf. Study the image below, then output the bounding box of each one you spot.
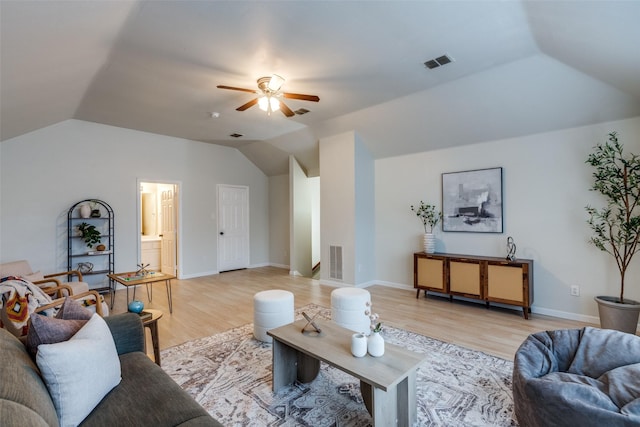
[89,200,101,218]
[585,131,640,333]
[410,201,442,253]
[77,222,102,249]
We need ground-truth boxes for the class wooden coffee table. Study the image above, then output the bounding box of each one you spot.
[267,319,426,427]
[108,271,175,313]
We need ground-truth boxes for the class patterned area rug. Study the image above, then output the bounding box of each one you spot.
[161,304,518,426]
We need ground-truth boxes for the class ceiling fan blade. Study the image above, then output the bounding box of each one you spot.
[279,101,295,117]
[217,85,258,94]
[282,92,320,102]
[236,98,258,111]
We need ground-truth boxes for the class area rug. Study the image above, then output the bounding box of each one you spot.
[161,304,517,426]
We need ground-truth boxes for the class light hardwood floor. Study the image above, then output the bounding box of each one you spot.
[109,266,594,361]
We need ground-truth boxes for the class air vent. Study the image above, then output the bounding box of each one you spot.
[424,54,454,70]
[330,245,343,280]
[295,108,310,115]
[229,133,243,138]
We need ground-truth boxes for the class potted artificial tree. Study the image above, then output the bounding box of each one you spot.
[410,201,442,253]
[585,131,640,334]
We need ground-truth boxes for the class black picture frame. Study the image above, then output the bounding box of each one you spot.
[441,167,503,233]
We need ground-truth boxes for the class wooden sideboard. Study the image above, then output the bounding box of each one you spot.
[414,252,534,319]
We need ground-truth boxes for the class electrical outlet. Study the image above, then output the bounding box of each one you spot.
[570,285,580,296]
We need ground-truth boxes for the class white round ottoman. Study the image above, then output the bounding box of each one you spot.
[253,290,294,343]
[331,287,371,333]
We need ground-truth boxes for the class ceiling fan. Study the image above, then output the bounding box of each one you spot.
[217,74,319,117]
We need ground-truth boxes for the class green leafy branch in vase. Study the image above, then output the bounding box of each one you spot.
[410,201,442,233]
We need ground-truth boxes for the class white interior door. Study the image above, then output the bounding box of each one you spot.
[161,187,177,275]
[218,185,249,272]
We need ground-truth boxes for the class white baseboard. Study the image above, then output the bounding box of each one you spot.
[267,263,289,270]
[531,306,599,324]
[180,270,218,279]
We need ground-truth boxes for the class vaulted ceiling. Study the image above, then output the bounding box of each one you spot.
[2,1,639,176]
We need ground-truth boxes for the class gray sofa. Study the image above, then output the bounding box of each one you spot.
[513,326,640,427]
[0,312,223,426]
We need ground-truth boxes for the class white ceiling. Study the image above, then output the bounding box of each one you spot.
[2,1,639,176]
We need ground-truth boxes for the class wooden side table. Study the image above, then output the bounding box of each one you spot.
[141,309,163,366]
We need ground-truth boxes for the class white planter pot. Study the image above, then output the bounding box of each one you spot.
[367,331,385,357]
[351,333,367,357]
[423,233,435,253]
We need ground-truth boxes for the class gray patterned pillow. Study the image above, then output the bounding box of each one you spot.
[25,298,93,358]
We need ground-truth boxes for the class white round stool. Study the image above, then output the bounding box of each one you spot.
[331,287,371,333]
[253,290,294,343]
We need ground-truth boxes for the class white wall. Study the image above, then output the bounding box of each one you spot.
[375,116,640,322]
[354,135,375,285]
[319,131,376,286]
[268,174,289,268]
[320,131,356,284]
[289,156,312,277]
[0,119,269,277]
[310,176,320,267]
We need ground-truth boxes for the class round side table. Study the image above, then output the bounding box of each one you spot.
[141,309,163,366]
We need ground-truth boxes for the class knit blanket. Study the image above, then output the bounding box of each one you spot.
[0,276,55,336]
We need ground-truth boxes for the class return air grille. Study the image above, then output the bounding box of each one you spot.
[330,245,343,280]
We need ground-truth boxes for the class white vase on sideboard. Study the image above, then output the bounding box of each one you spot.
[423,233,435,253]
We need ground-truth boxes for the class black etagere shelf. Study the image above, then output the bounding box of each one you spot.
[67,199,115,308]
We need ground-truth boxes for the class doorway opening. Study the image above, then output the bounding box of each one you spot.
[138,180,181,277]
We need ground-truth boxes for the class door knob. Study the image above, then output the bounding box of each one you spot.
[220,231,224,235]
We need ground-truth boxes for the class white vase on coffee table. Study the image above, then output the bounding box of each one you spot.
[367,331,385,357]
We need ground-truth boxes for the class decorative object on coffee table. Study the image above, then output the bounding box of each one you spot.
[366,306,384,357]
[367,330,384,357]
[351,333,367,357]
[301,311,321,333]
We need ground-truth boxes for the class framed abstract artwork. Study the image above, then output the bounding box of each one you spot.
[441,167,503,233]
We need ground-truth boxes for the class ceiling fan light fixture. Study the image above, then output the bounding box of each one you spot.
[268,74,285,91]
[258,96,280,113]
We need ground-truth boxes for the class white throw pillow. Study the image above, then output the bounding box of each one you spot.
[36,314,121,427]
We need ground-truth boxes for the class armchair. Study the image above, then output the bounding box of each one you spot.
[0,259,89,295]
[35,289,104,317]
[1,279,106,338]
